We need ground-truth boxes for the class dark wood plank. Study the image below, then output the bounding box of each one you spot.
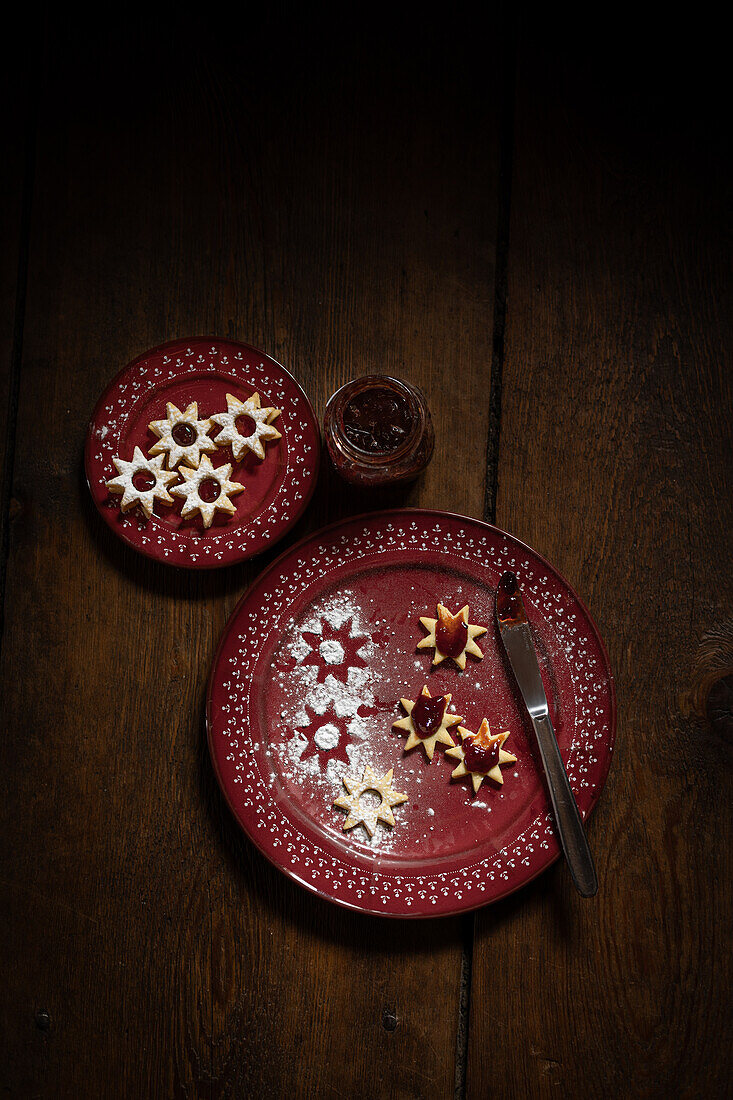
[0,16,32,617]
[469,17,732,1099]
[0,10,500,1097]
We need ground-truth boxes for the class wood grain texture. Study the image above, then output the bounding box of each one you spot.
[0,13,33,614]
[469,17,732,1099]
[0,9,499,1098]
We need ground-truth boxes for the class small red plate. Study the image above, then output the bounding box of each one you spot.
[207,510,616,917]
[85,337,320,568]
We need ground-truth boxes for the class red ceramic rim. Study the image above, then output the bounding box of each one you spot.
[84,337,320,568]
[207,509,616,917]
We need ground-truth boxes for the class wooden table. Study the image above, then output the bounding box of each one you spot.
[2,10,730,1098]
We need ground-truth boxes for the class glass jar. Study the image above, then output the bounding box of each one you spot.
[324,375,435,487]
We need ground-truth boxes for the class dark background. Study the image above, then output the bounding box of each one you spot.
[1,6,731,1098]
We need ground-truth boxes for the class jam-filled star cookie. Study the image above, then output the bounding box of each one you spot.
[210,392,281,461]
[445,719,516,794]
[148,401,216,469]
[106,447,178,519]
[418,603,486,669]
[392,685,462,761]
[170,453,244,528]
[333,764,408,837]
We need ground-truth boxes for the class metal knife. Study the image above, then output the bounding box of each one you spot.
[496,571,598,897]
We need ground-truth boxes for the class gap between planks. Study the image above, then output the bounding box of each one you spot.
[455,17,518,1100]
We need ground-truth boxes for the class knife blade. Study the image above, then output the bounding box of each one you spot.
[496,571,598,897]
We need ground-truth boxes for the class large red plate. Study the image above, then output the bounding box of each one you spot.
[85,337,320,567]
[207,510,616,916]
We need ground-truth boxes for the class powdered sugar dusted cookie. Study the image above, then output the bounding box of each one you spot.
[106,447,178,519]
[418,603,486,669]
[333,764,408,837]
[148,401,216,469]
[392,685,462,761]
[210,392,282,461]
[445,719,516,794]
[170,453,244,528]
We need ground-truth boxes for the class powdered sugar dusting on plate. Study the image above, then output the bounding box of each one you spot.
[208,512,616,915]
[259,577,526,854]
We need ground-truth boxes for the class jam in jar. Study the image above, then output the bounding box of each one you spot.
[324,376,435,487]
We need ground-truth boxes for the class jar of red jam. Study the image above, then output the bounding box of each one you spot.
[324,376,435,487]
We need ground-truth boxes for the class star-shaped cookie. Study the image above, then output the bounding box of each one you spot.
[170,453,244,528]
[445,719,516,794]
[418,603,486,669]
[106,447,178,519]
[148,401,217,469]
[392,685,462,761]
[210,392,282,461]
[333,764,408,837]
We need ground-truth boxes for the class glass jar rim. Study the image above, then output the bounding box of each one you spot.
[326,375,423,465]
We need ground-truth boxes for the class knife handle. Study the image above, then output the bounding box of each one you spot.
[531,714,598,897]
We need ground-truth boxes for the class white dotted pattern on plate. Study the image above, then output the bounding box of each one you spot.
[90,344,316,562]
[214,517,612,910]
